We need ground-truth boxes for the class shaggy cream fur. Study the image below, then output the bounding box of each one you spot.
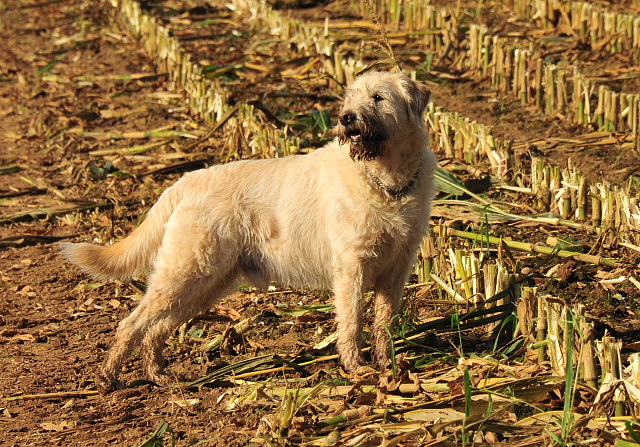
[60,71,437,389]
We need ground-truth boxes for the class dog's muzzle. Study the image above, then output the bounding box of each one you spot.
[337,110,387,162]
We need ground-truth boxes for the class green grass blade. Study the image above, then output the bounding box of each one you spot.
[36,53,66,76]
[625,420,640,444]
[137,420,175,447]
[561,309,575,442]
[384,322,397,378]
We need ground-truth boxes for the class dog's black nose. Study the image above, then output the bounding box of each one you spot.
[339,110,355,126]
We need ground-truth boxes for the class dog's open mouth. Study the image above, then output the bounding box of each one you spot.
[347,130,363,144]
[337,116,388,161]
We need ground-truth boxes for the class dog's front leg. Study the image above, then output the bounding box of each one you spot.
[332,253,366,371]
[371,262,412,370]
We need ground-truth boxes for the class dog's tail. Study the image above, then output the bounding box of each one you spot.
[59,185,181,281]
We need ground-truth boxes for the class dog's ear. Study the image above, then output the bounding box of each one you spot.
[404,79,431,124]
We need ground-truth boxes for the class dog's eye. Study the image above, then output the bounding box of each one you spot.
[373,94,383,102]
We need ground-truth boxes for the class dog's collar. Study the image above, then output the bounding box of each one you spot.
[364,165,419,201]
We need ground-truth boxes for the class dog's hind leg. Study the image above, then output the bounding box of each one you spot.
[102,264,240,387]
[101,272,238,387]
[139,274,239,384]
[100,283,201,388]
[100,296,157,389]
[101,204,243,388]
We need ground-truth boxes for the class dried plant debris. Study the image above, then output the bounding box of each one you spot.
[5,0,640,445]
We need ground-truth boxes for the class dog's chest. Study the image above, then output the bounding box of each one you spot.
[357,203,421,255]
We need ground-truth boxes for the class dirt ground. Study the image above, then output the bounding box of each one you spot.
[3,0,640,446]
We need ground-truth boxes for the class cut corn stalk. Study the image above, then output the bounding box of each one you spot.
[432,226,620,267]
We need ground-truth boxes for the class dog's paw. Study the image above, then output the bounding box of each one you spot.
[145,370,170,386]
[371,345,392,371]
[353,365,376,376]
[96,374,125,395]
[375,357,391,371]
[340,351,366,372]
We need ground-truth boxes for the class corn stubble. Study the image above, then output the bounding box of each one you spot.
[51,0,640,444]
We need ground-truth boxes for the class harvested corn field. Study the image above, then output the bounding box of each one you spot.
[4,0,640,445]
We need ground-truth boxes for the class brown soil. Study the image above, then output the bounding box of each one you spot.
[2,0,640,446]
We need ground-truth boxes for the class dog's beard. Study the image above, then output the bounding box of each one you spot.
[337,120,388,162]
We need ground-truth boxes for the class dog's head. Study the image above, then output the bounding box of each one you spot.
[337,72,431,162]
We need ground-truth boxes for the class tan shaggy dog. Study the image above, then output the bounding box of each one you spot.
[60,71,437,390]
